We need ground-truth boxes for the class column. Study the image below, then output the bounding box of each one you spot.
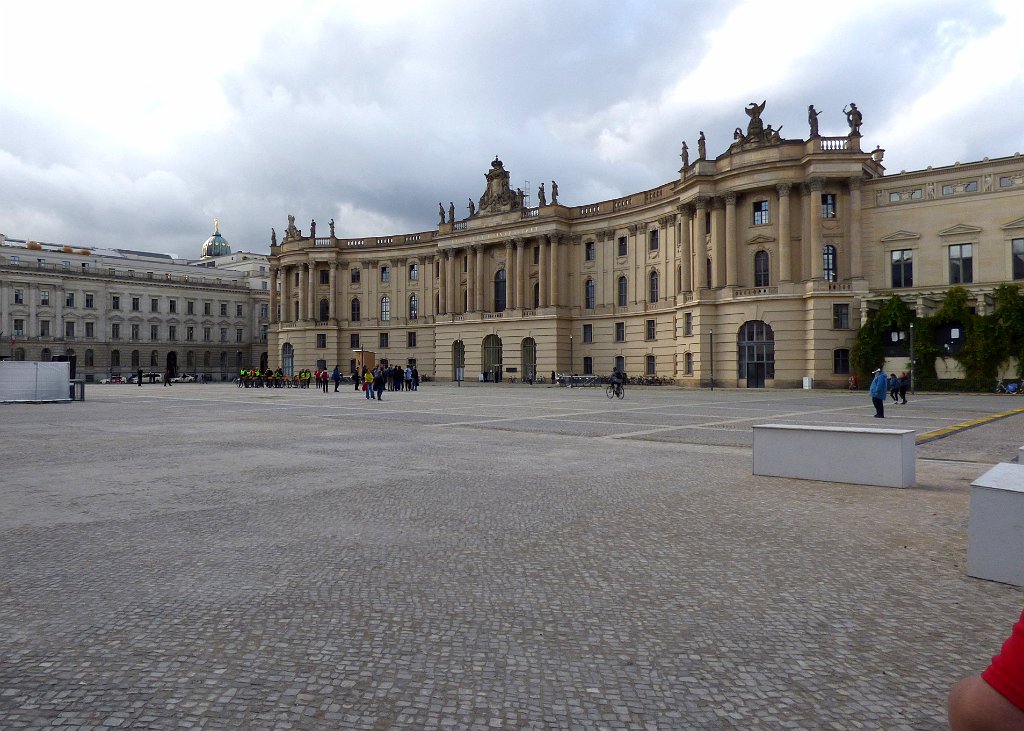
[438,252,447,315]
[631,225,640,304]
[712,198,725,287]
[269,267,279,323]
[445,250,456,315]
[777,184,791,283]
[423,256,433,318]
[504,242,515,309]
[296,264,305,320]
[538,238,548,308]
[694,198,709,289]
[328,263,337,320]
[809,177,824,279]
[678,205,692,293]
[848,177,863,279]
[475,245,485,312]
[548,234,560,307]
[337,264,347,323]
[724,193,737,287]
[307,262,316,322]
[515,239,526,309]
[466,247,476,312]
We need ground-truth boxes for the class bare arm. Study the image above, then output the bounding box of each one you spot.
[949,675,1024,731]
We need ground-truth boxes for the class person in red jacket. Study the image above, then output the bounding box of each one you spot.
[949,608,1024,730]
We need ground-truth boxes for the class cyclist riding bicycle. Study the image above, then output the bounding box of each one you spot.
[609,367,626,397]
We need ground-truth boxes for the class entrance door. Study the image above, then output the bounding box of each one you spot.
[452,340,465,381]
[282,343,294,376]
[166,350,178,378]
[521,337,536,381]
[482,334,502,382]
[746,362,766,388]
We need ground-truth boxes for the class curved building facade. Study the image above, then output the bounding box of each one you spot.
[268,103,1024,387]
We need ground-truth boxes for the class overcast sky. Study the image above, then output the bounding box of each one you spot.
[2,0,1023,260]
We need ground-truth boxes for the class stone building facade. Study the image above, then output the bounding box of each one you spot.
[269,102,1024,386]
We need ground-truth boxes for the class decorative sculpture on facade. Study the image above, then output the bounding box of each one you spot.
[285,214,299,242]
[680,141,689,168]
[439,202,446,224]
[448,201,455,224]
[550,181,558,205]
[271,228,276,246]
[697,131,707,160]
[844,102,862,135]
[808,105,821,137]
[329,219,335,238]
[728,101,786,149]
[477,156,521,215]
[310,219,316,238]
[745,100,766,138]
[468,198,476,217]
[538,182,547,207]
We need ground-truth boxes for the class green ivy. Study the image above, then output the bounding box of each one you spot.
[851,294,913,379]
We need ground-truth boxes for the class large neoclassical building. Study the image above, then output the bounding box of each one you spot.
[268,101,1024,387]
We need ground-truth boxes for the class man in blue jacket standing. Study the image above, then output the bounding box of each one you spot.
[869,367,888,418]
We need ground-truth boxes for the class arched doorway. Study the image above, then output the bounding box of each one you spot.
[482,334,502,382]
[282,343,294,376]
[166,351,178,377]
[452,339,465,381]
[259,351,268,371]
[521,337,537,382]
[40,348,51,361]
[738,320,774,388]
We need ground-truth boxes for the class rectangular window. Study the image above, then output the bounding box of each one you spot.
[407,331,417,347]
[582,324,593,343]
[203,327,211,342]
[151,298,159,312]
[220,303,228,317]
[891,249,913,288]
[648,229,659,251]
[645,319,656,340]
[187,326,194,342]
[85,293,94,308]
[62,260,70,270]
[753,200,770,225]
[40,290,50,306]
[821,193,838,218]
[64,321,75,338]
[832,303,850,329]
[66,291,75,307]
[131,323,140,341]
[168,299,176,313]
[131,297,140,311]
[684,312,693,336]
[14,288,24,304]
[949,243,973,284]
[259,303,269,319]
[583,356,593,375]
[614,322,625,342]
[13,318,24,336]
[219,327,227,342]
[618,236,628,257]
[533,247,540,265]
[111,323,121,340]
[150,324,159,341]
[585,241,595,261]
[203,302,211,316]
[168,325,176,341]
[350,333,359,348]
[320,269,330,285]
[236,303,243,317]
[351,268,361,284]
[85,322,94,338]
[1013,238,1024,280]
[187,301,194,315]
[409,264,419,281]
[380,266,390,283]
[236,328,243,342]
[316,334,327,348]
[833,349,851,375]
[379,332,389,348]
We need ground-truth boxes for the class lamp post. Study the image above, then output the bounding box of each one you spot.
[909,321,915,395]
[569,334,574,388]
[709,329,715,391]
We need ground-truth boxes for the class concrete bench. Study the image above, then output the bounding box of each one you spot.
[968,463,1024,587]
[752,424,916,488]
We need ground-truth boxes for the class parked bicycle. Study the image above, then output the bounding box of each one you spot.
[995,378,1022,394]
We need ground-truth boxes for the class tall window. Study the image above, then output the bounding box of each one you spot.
[614,322,625,342]
[494,270,507,312]
[351,298,361,321]
[754,251,770,287]
[380,266,390,283]
[379,332,389,348]
[821,193,838,218]
[533,282,540,308]
[1014,239,1024,280]
[753,200,769,225]
[648,229,659,251]
[832,303,850,329]
[111,350,120,367]
[319,298,330,321]
[584,242,595,261]
[891,249,913,288]
[617,276,628,307]
[684,352,693,375]
[583,356,593,375]
[351,268,361,284]
[409,294,419,320]
[949,244,973,284]
[823,245,838,282]
[614,355,625,373]
[645,319,655,340]
[648,270,659,302]
[684,312,693,336]
[66,292,76,307]
[645,354,656,376]
[833,349,851,374]
[320,269,330,285]
[409,264,418,281]
[380,296,391,321]
[618,236,628,257]
[584,279,595,309]
[582,324,593,343]
[350,333,359,348]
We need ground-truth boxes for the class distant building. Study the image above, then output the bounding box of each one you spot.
[0,226,270,381]
[267,100,1024,386]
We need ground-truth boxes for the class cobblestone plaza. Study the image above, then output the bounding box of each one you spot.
[2,383,1023,729]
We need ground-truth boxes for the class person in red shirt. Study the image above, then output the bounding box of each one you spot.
[949,609,1024,730]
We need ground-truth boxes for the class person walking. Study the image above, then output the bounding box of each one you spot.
[373,367,385,401]
[898,371,910,405]
[332,365,341,392]
[364,368,374,399]
[869,367,887,418]
[887,372,900,403]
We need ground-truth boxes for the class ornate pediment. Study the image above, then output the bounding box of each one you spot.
[746,233,776,245]
[727,100,786,151]
[879,230,921,242]
[1000,217,1024,230]
[477,157,523,216]
[937,223,982,237]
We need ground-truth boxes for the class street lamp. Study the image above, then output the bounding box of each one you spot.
[569,334,574,387]
[709,329,715,391]
[909,321,915,395]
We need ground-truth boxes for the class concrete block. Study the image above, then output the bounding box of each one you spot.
[968,463,1024,587]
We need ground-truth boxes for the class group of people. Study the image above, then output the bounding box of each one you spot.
[868,368,909,418]
[356,364,420,400]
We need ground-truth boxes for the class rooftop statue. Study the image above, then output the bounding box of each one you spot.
[551,180,558,205]
[697,131,706,160]
[329,218,335,238]
[271,228,276,246]
[844,102,863,135]
[680,141,689,168]
[745,100,766,138]
[439,202,446,225]
[808,105,821,138]
[467,198,476,217]
[538,182,547,207]
[478,156,520,215]
[448,201,455,224]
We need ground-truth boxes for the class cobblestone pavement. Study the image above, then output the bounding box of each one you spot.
[2,383,1023,729]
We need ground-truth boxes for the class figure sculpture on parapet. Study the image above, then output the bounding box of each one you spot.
[438,203,446,225]
[680,141,689,168]
[538,182,547,207]
[808,105,821,137]
[286,214,299,241]
[310,219,316,238]
[329,219,335,238]
[271,228,276,246]
[697,131,706,160]
[448,201,455,224]
[745,100,766,138]
[467,198,476,217]
[844,102,862,135]
[551,181,558,205]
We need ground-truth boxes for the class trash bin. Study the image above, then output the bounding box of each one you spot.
[802,376,813,390]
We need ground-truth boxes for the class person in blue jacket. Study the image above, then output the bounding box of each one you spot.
[869,367,888,418]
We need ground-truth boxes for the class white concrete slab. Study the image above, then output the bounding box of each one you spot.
[968,463,1024,588]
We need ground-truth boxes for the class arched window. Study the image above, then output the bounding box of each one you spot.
[584,279,595,309]
[754,250,770,287]
[319,298,330,321]
[111,349,120,367]
[85,349,94,367]
[494,269,507,312]
[409,294,418,320]
[684,351,693,375]
[618,276,628,307]
[380,295,391,321]
[131,349,140,367]
[14,347,25,361]
[150,350,159,367]
[40,348,52,362]
[738,320,775,387]
[648,270,659,303]
[351,298,361,322]
[645,354,656,376]
[823,244,838,282]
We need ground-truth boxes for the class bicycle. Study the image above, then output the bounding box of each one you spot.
[605,382,625,399]
[995,378,1021,394]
